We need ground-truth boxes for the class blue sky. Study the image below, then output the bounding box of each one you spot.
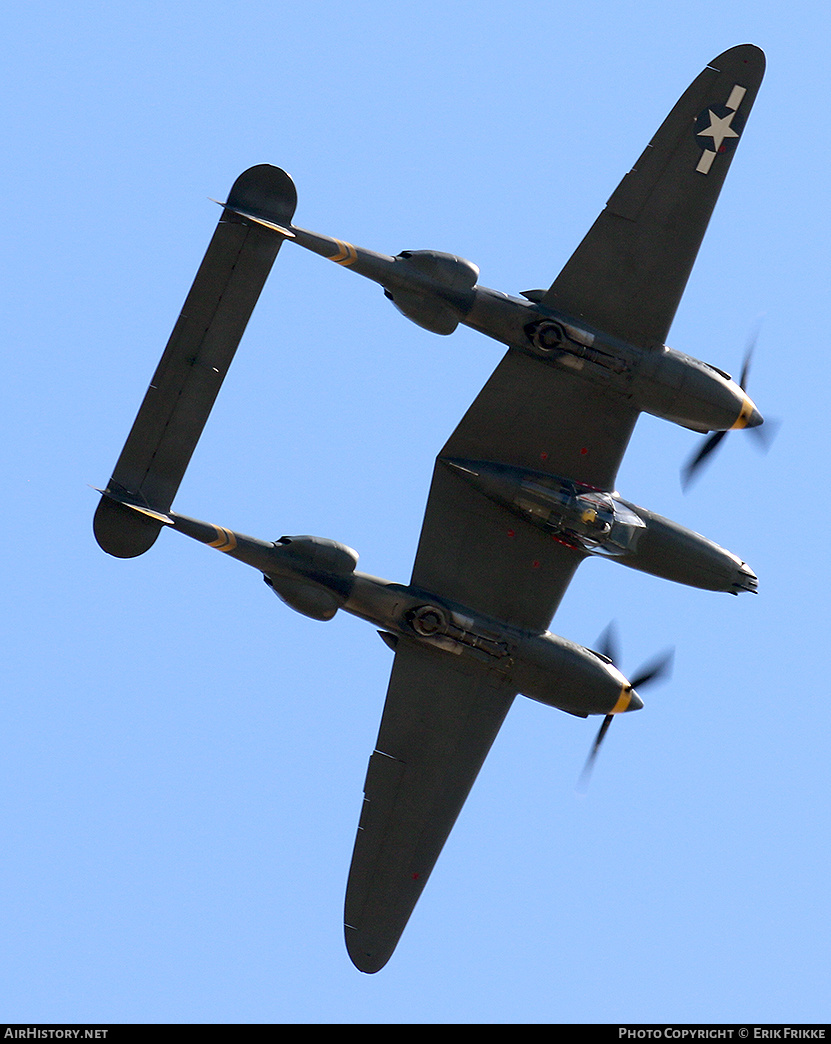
[3,0,829,1025]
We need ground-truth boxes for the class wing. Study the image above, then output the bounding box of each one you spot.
[541,44,765,348]
[94,165,297,558]
[411,347,639,632]
[346,349,636,971]
[344,637,515,973]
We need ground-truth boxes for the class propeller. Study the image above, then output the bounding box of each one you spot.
[578,624,674,791]
[681,331,776,490]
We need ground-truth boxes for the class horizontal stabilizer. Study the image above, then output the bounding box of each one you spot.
[94,165,298,558]
[211,200,295,238]
[94,487,174,524]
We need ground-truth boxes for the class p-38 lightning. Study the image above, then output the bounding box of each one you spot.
[94,45,766,972]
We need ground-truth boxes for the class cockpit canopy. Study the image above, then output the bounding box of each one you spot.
[515,476,645,556]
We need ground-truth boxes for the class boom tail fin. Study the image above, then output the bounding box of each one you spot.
[94,165,297,558]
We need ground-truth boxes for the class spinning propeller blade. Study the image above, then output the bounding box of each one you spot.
[681,331,774,490]
[681,429,728,489]
[578,626,673,791]
[629,649,675,691]
[578,714,615,792]
[595,621,620,666]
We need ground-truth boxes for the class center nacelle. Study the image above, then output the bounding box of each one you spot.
[443,458,757,595]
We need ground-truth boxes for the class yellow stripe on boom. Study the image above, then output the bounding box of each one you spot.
[209,527,238,553]
[330,240,358,266]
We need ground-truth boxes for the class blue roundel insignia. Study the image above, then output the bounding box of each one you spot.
[695,104,745,154]
[694,86,747,176]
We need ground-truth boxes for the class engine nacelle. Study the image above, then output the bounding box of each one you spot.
[274,535,359,576]
[264,574,343,621]
[385,250,480,335]
[396,250,480,292]
[264,536,359,621]
[384,287,461,335]
[636,346,760,432]
[513,631,637,717]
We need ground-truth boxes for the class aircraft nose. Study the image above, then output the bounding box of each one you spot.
[746,404,764,428]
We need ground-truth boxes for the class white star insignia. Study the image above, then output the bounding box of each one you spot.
[697,109,740,152]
